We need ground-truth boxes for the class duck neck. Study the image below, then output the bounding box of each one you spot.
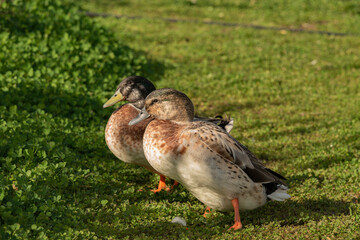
[132,99,145,109]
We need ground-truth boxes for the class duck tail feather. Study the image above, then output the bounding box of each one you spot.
[267,185,291,201]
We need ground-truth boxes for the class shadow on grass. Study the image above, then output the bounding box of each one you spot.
[243,198,351,227]
[39,149,351,238]
[64,156,351,237]
[71,196,351,239]
[71,165,194,205]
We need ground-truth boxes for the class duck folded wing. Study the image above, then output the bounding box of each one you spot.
[182,122,287,185]
[194,115,234,133]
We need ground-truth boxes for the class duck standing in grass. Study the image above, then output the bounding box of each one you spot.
[129,88,290,229]
[103,76,233,192]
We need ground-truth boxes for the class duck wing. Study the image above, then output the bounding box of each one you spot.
[194,115,234,133]
[181,121,286,185]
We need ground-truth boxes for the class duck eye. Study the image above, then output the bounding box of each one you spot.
[149,99,159,106]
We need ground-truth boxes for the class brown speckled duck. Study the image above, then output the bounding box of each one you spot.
[129,88,290,229]
[103,76,234,192]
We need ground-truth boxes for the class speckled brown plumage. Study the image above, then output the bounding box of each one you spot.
[104,77,237,193]
[132,88,291,230]
[105,104,157,171]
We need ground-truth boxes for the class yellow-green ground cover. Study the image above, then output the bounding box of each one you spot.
[1,0,359,239]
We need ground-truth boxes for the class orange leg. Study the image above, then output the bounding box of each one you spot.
[151,175,179,193]
[171,180,179,190]
[203,207,212,218]
[229,198,242,230]
[151,175,169,193]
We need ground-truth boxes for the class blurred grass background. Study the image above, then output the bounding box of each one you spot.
[1,0,359,239]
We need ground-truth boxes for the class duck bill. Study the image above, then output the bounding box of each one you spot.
[103,90,125,108]
[128,108,150,126]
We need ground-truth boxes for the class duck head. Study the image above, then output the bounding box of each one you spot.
[129,88,195,125]
[103,76,156,109]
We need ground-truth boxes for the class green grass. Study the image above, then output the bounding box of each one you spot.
[1,0,360,239]
[82,0,360,33]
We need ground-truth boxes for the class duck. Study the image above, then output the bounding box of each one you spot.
[103,76,234,192]
[129,88,290,229]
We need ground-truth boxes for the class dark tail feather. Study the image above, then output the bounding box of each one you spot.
[194,115,234,133]
[265,168,287,180]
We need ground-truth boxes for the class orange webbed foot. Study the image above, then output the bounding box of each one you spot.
[170,181,179,190]
[203,207,212,218]
[151,175,168,193]
[151,176,179,193]
[228,198,242,230]
[150,187,169,193]
[229,221,242,230]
